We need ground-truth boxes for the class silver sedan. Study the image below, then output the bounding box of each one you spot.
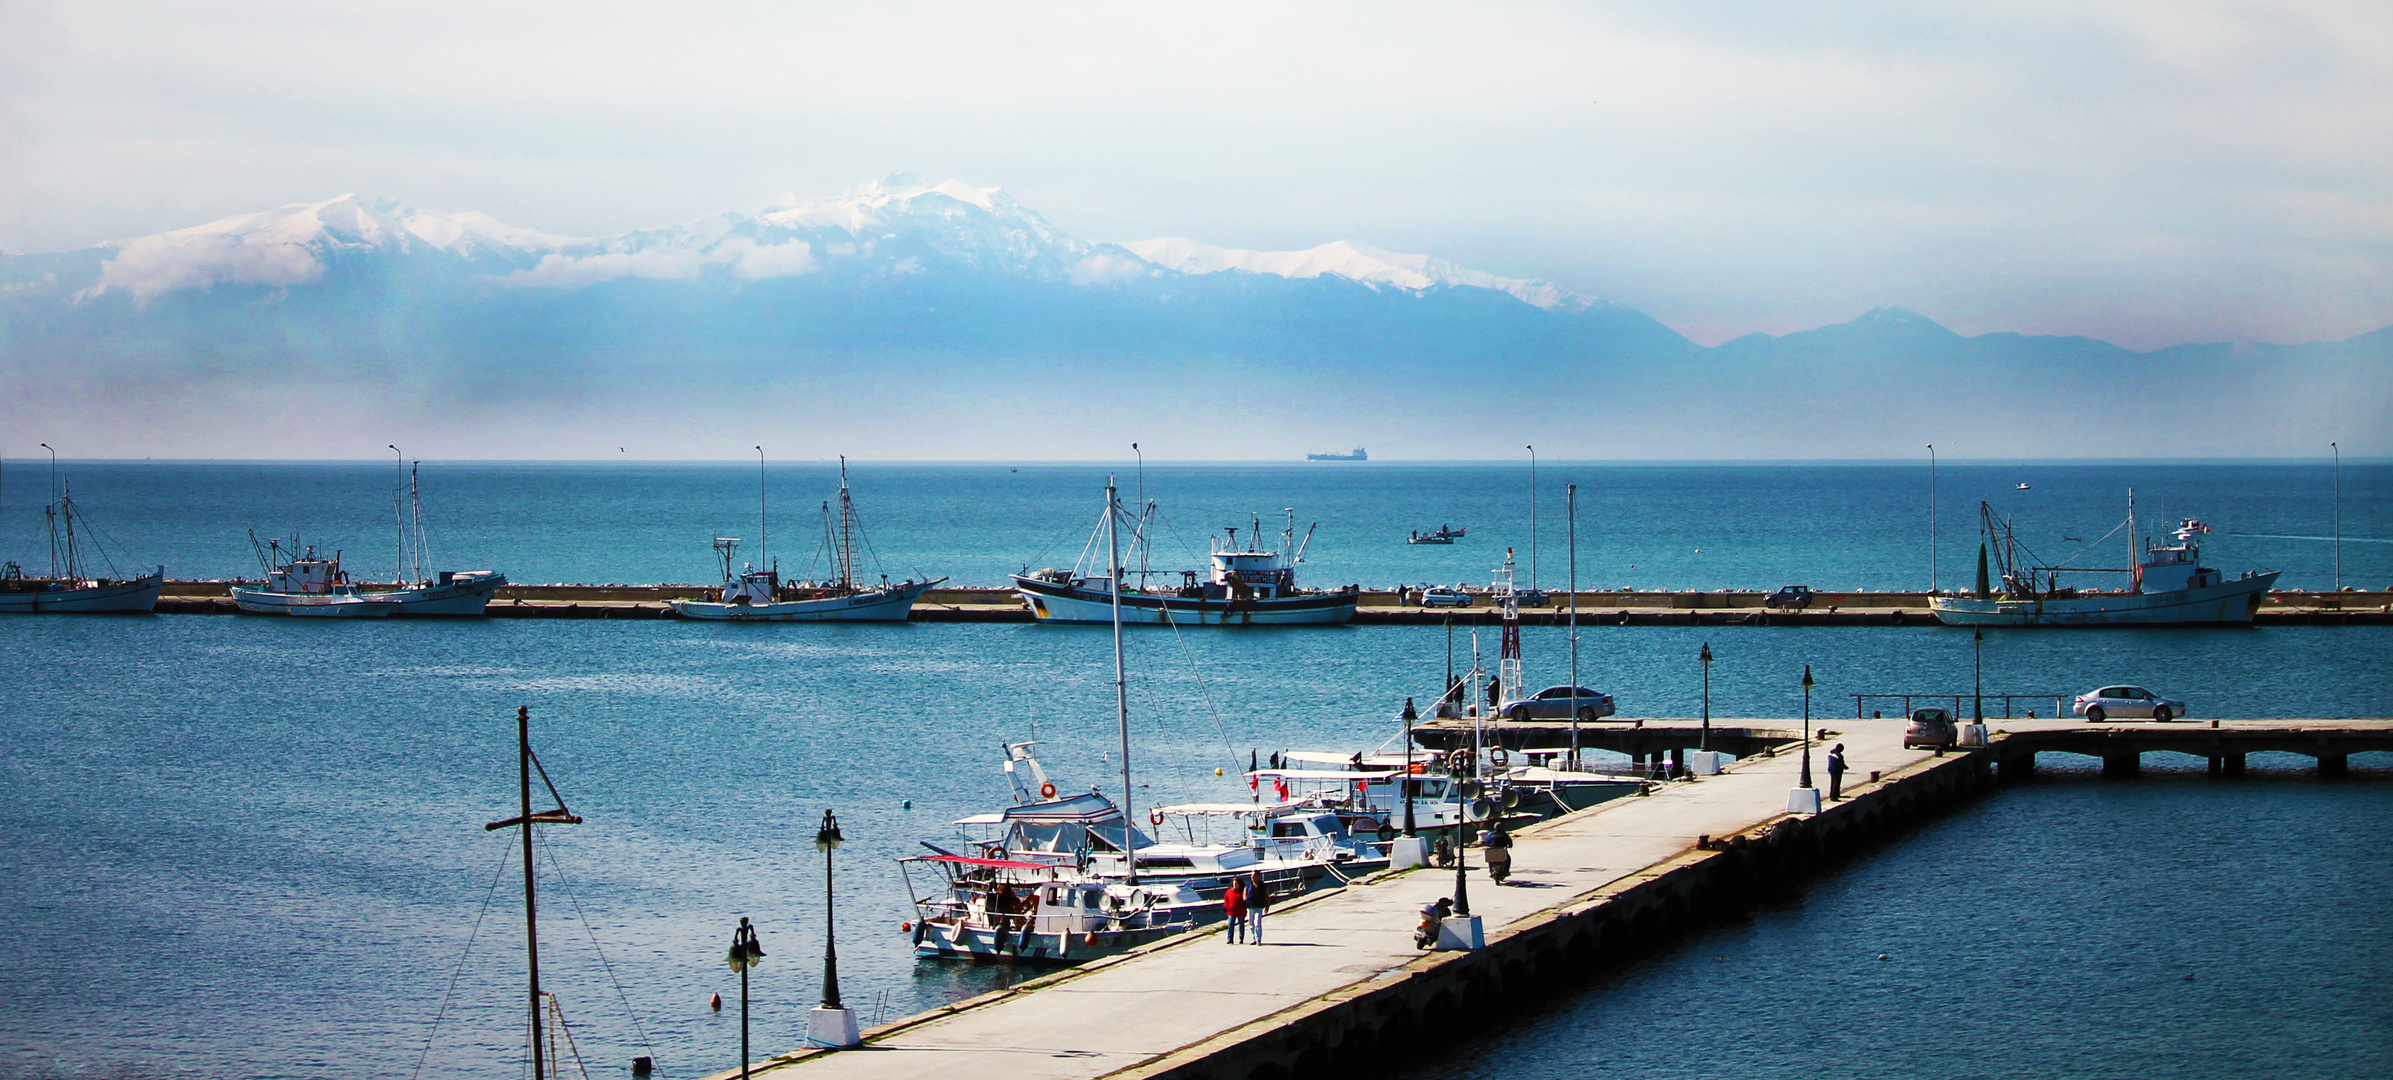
[2073,685,2188,722]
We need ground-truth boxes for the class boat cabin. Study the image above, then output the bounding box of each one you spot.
[265,549,350,595]
[2139,520,2223,593]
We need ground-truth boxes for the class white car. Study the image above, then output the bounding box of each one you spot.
[2073,685,2187,723]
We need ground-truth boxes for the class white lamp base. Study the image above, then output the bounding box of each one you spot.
[1787,788,1823,815]
[1389,835,1429,869]
[807,1005,861,1049]
[1436,914,1484,951]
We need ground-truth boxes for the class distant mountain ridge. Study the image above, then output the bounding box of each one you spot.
[1,178,2384,459]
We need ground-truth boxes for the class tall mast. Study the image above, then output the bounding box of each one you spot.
[390,445,405,585]
[58,483,78,581]
[1526,444,1538,593]
[2127,489,2140,594]
[410,461,425,584]
[1566,483,1578,769]
[1107,477,1135,886]
[483,706,581,1080]
[1498,547,1522,715]
[837,457,857,590]
[755,447,767,574]
[41,443,56,580]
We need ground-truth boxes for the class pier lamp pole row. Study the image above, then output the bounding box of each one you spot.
[1800,666,1815,790]
[725,918,764,1080]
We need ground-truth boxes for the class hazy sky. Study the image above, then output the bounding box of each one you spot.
[3,0,2388,349]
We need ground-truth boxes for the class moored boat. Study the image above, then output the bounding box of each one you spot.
[1013,505,1356,626]
[1407,525,1465,545]
[671,455,942,622]
[355,456,505,616]
[231,541,398,617]
[1932,495,2280,627]
[0,457,163,614]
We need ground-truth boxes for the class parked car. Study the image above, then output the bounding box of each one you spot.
[1497,685,1618,722]
[1514,589,1550,608]
[2073,685,2186,722]
[1764,585,1815,610]
[1419,586,1473,608]
[1903,707,1958,749]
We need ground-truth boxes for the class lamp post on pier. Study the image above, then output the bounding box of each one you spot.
[1928,444,1938,594]
[1401,698,1418,836]
[1699,642,1713,753]
[1973,627,1984,723]
[807,809,861,1049]
[2332,441,2341,592]
[725,918,765,1080]
[1800,665,1816,790]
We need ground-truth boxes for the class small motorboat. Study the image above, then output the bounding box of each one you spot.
[2016,482,2032,490]
[1407,525,1464,545]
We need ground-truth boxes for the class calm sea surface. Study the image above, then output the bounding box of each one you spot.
[0,462,2386,1080]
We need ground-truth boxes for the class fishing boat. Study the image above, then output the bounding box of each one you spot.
[0,455,165,614]
[357,457,505,616]
[671,455,942,622]
[231,538,398,616]
[1407,525,1466,545]
[1013,506,1357,625]
[1931,494,2281,626]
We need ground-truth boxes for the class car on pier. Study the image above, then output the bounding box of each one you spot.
[1903,707,1957,750]
[2073,686,2186,722]
[1419,586,1473,608]
[1764,585,1816,610]
[1498,685,1618,722]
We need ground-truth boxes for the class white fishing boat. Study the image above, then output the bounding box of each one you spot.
[1932,493,2280,627]
[671,455,941,622]
[230,539,398,617]
[1013,506,1356,625]
[356,456,505,616]
[0,456,164,614]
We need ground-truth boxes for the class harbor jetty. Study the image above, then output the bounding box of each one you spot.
[143,582,2393,623]
[707,717,2389,1080]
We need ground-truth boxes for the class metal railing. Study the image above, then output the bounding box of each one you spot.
[1853,693,2068,720]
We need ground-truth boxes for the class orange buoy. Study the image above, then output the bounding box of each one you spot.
[710,993,723,1011]
[900,921,913,932]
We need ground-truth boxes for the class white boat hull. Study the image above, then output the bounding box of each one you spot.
[913,914,1204,963]
[361,572,506,616]
[0,568,165,613]
[1931,571,2280,626]
[1013,577,1357,626]
[670,579,935,622]
[230,588,399,617]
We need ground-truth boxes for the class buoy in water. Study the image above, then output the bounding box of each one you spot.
[900,921,912,932]
[902,799,912,809]
[1214,767,1223,776]
[710,992,723,1011]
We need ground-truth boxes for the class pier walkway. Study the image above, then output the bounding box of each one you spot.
[716,717,2387,1080]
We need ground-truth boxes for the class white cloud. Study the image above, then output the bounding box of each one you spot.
[1067,250,1151,286]
[494,236,816,289]
[720,237,816,280]
[80,232,322,303]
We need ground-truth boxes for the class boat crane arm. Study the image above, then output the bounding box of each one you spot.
[1293,522,1318,564]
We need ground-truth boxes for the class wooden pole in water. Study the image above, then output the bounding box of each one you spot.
[519,705,544,1080]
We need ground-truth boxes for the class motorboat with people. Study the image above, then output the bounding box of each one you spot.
[671,455,942,621]
[1407,525,1465,545]
[0,461,161,613]
[1013,504,1356,625]
[1931,494,2280,626]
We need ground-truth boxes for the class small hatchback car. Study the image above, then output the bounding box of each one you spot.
[1903,707,1958,750]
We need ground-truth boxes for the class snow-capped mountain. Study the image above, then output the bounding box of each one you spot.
[1117,237,1598,312]
[42,176,1601,310]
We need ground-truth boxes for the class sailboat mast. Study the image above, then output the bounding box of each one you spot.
[518,705,546,1080]
[837,457,857,591]
[41,443,56,580]
[1107,478,1135,886]
[390,446,405,586]
[1567,483,1578,768]
[755,447,767,575]
[410,461,425,584]
[2128,489,2141,594]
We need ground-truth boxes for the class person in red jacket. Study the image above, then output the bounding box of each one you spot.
[1222,877,1248,944]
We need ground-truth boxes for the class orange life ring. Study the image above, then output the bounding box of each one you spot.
[1040,782,1057,799]
[1489,747,1510,768]
[1149,807,1165,826]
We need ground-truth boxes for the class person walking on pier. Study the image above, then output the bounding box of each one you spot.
[1245,871,1270,944]
[1827,743,1849,801]
[1222,876,1248,944]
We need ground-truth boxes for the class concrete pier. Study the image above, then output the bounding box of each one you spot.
[141,582,2393,623]
[707,717,2384,1080]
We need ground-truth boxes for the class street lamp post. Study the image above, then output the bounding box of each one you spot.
[1401,698,1418,836]
[807,809,861,1049]
[1700,642,1713,753]
[1526,445,1538,593]
[1973,627,1984,723]
[726,918,765,1080]
[1800,665,1816,790]
[1928,444,1938,594]
[2332,441,2341,592]
[1567,481,1579,769]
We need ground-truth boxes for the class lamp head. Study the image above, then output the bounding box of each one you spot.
[1802,665,1815,690]
[1700,642,1712,666]
[1401,698,1418,722]
[815,808,843,851]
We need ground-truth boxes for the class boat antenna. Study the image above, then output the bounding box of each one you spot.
[40,443,56,580]
[756,447,767,576]
[390,445,406,586]
[483,706,582,1080]
[1106,476,1136,885]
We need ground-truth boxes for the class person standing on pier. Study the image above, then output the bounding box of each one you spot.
[1827,743,1849,801]
[1245,871,1270,944]
[1222,876,1248,944]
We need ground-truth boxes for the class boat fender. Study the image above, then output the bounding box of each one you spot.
[1488,747,1509,768]
[1149,807,1165,826]
[1501,788,1522,810]
[1040,782,1057,799]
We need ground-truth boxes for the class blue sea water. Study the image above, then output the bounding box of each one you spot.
[0,462,2387,1080]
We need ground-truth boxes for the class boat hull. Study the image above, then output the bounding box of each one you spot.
[362,572,506,616]
[0,569,165,613]
[670,579,935,622]
[913,915,1205,964]
[1013,577,1357,626]
[1930,571,2281,626]
[230,588,399,617]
